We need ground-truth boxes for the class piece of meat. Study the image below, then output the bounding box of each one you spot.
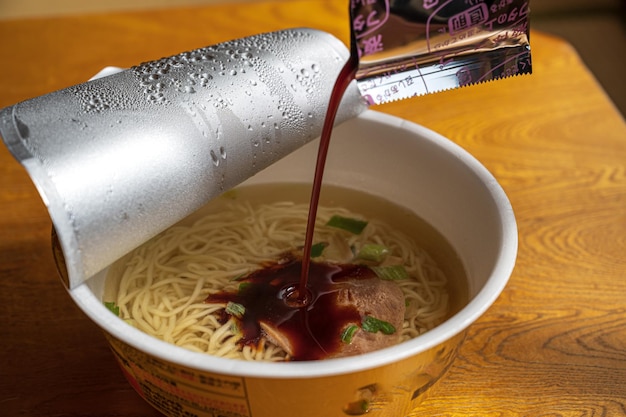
[331,277,405,358]
[259,321,295,356]
[257,275,406,359]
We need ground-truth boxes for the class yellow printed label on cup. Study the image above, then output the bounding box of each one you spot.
[107,334,251,417]
[104,330,465,417]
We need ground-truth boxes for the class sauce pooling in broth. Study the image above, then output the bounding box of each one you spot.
[208,258,377,361]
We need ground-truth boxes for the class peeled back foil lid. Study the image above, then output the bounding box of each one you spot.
[0,28,367,289]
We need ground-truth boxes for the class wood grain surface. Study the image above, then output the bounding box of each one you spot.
[1,1,625,416]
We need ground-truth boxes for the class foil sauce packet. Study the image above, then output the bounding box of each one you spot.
[350,0,532,104]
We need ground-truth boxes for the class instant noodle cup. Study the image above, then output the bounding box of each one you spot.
[56,110,517,417]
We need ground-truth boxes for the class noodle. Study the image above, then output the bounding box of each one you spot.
[110,191,450,361]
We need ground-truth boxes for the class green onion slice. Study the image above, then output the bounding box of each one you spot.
[370,265,409,281]
[356,244,390,263]
[104,301,120,317]
[238,282,252,293]
[326,215,368,235]
[341,324,360,344]
[361,316,396,335]
[310,242,328,258]
[225,301,246,318]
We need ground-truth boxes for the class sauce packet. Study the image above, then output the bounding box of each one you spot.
[351,0,532,104]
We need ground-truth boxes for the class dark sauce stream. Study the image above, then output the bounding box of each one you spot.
[207,39,362,361]
[298,46,359,302]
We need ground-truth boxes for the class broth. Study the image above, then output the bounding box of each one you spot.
[104,183,468,360]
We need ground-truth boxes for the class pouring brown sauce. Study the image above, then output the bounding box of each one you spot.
[297,50,360,302]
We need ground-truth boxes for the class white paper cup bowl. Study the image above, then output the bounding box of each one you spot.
[60,110,517,417]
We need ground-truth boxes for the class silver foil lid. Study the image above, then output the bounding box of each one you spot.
[0,28,367,288]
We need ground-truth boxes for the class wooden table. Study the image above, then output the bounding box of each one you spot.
[1,1,625,416]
